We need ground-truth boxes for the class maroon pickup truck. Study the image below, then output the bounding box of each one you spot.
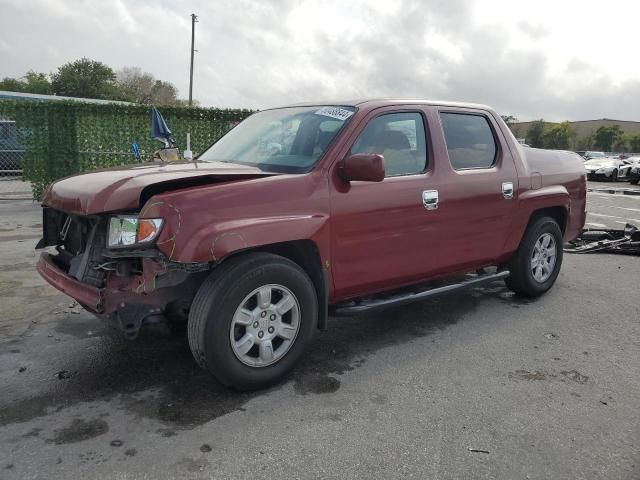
[36,99,586,389]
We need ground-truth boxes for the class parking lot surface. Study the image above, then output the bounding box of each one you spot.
[0,183,638,479]
[585,181,640,229]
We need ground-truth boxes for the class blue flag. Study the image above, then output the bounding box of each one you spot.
[150,106,174,147]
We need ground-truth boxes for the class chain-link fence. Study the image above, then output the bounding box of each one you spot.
[0,119,25,176]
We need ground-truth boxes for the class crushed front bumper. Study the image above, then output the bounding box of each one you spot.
[37,252,104,313]
[37,250,203,320]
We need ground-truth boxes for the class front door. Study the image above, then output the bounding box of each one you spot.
[329,109,445,299]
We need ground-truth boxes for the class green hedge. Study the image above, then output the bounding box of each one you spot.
[0,100,252,198]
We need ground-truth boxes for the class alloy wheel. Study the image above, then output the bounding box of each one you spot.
[229,284,301,367]
[530,233,557,283]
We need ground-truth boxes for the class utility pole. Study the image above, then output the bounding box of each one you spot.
[188,13,198,106]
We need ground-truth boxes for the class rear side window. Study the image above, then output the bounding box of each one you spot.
[350,112,427,177]
[439,113,497,170]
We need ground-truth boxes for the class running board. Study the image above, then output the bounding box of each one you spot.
[331,270,510,316]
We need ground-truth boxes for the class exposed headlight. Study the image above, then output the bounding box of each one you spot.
[107,216,163,248]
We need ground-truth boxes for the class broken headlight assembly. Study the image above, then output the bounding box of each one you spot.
[107,216,163,248]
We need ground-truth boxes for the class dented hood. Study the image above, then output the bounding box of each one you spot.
[42,161,279,215]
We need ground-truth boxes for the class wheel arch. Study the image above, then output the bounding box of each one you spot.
[502,205,567,261]
[218,240,329,331]
[529,206,568,235]
[502,186,571,259]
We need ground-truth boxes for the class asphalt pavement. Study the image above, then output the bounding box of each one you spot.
[585,181,640,229]
[0,181,638,479]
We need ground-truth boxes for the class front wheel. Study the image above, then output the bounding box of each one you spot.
[505,216,563,297]
[188,253,317,390]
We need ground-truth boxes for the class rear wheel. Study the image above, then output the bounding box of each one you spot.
[505,216,563,297]
[630,178,639,185]
[188,253,317,390]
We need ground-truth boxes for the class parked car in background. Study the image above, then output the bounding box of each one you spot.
[577,151,606,161]
[584,156,634,181]
[35,99,587,390]
[627,156,640,184]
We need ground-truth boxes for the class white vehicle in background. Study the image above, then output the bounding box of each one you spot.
[627,156,640,184]
[584,156,634,182]
[577,151,606,161]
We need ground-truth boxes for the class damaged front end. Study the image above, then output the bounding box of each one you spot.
[36,207,209,338]
[564,223,640,255]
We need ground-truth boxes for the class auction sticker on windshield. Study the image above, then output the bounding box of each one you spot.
[315,106,354,121]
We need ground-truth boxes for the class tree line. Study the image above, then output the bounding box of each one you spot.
[502,116,640,152]
[0,58,190,106]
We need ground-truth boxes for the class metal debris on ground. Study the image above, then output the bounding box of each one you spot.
[54,370,72,380]
[468,448,490,454]
[564,223,640,255]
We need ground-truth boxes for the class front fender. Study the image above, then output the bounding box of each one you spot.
[184,214,328,263]
[140,199,329,264]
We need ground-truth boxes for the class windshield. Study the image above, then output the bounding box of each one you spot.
[198,106,356,173]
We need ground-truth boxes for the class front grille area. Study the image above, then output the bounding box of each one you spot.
[42,208,107,288]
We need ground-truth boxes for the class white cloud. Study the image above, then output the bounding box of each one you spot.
[0,0,638,120]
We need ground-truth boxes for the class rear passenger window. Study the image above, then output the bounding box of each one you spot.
[350,112,427,177]
[439,113,497,170]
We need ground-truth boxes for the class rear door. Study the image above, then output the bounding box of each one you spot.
[433,107,519,269]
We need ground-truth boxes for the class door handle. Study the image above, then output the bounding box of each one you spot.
[502,182,514,199]
[422,190,438,210]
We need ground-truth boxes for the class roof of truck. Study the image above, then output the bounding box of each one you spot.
[281,98,493,111]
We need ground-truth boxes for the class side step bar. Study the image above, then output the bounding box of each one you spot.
[331,270,510,316]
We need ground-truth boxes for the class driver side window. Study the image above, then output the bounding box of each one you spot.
[350,112,427,177]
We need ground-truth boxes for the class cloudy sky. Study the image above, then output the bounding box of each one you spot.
[1,0,639,121]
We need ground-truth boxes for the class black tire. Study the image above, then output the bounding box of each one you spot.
[188,252,317,390]
[611,169,618,182]
[630,178,639,185]
[505,216,563,298]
